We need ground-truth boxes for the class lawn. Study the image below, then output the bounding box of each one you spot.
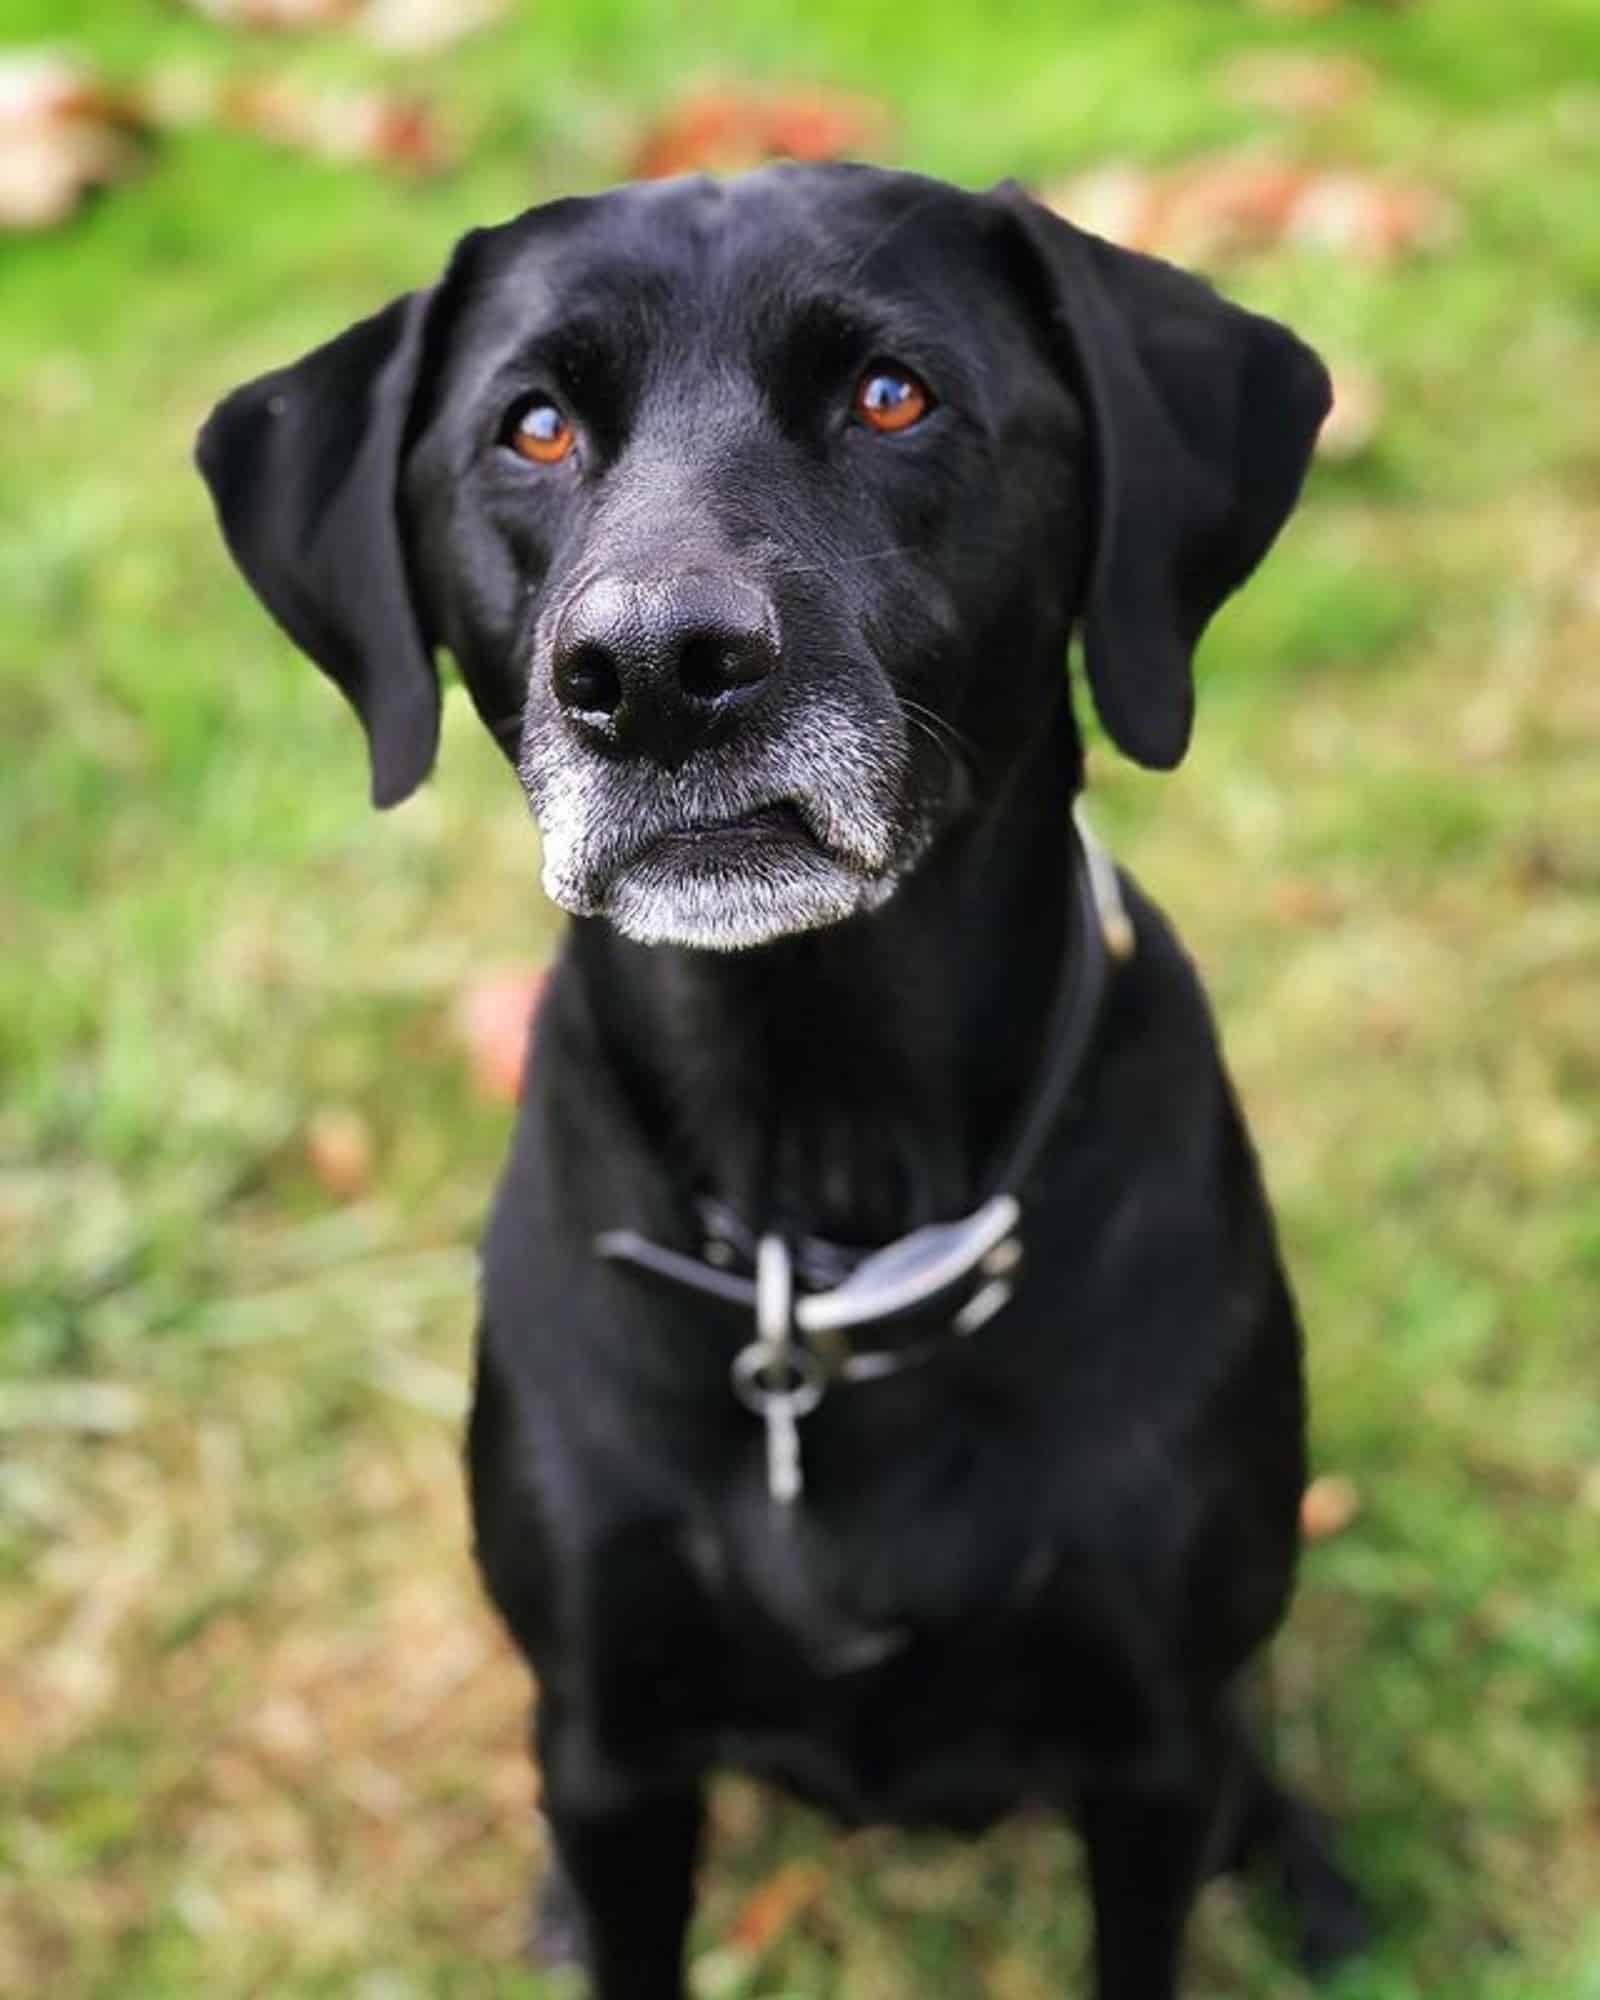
[2,0,1599,1994]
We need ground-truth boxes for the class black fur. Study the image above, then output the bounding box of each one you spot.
[199,164,1367,1998]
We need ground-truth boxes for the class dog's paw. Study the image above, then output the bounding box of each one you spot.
[1283,1835,1374,1982]
[530,1861,588,1974]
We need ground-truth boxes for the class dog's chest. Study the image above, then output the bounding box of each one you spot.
[580,1453,1163,1830]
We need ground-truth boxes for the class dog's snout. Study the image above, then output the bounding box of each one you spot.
[550,573,780,755]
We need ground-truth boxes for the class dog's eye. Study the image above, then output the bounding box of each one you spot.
[853,364,931,434]
[507,396,576,465]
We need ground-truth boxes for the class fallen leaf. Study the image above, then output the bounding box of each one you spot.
[304,1106,376,1200]
[725,1860,827,1955]
[146,70,452,173]
[1317,362,1383,460]
[453,968,546,1104]
[1045,155,1457,268]
[1251,0,1417,12]
[361,0,509,51]
[180,0,359,27]
[1222,52,1376,119]
[1248,0,1350,17]
[1270,878,1346,928]
[1363,998,1413,1049]
[1287,170,1457,261]
[179,0,508,44]
[1301,1474,1361,1541]
[631,85,890,180]
[0,53,148,231]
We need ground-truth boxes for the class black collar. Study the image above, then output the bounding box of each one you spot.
[594,805,1134,1495]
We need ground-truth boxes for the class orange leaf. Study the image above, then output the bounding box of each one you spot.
[1270,878,1347,928]
[453,968,546,1104]
[630,85,890,180]
[1222,52,1375,119]
[1301,1474,1361,1542]
[305,1105,376,1200]
[1045,155,1456,269]
[1317,363,1383,461]
[0,54,149,231]
[726,1860,826,1956]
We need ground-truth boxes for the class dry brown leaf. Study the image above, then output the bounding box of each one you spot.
[178,0,507,47]
[1249,0,1349,17]
[304,1106,376,1201]
[1222,52,1376,119]
[453,968,546,1104]
[1270,878,1347,928]
[631,85,890,180]
[1318,362,1383,460]
[143,69,453,174]
[725,1860,827,1955]
[1363,998,1413,1050]
[362,0,509,51]
[181,0,359,27]
[1250,0,1416,14]
[1301,1474,1361,1541]
[1046,155,1457,268]
[0,54,148,231]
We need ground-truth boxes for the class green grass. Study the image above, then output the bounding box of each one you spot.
[3,0,1599,1993]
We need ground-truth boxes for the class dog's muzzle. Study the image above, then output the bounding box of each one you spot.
[518,597,923,951]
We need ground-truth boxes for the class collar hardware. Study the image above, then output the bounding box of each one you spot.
[594,804,1132,1506]
[731,1235,824,1502]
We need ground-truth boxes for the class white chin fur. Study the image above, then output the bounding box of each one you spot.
[581,848,899,951]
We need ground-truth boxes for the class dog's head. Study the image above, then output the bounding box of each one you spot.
[198,165,1328,951]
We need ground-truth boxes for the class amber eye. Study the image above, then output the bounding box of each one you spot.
[509,396,576,464]
[853,364,930,434]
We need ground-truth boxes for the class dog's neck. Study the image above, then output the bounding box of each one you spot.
[569,703,1082,1247]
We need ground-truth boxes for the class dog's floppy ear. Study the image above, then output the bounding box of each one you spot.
[196,288,444,808]
[990,183,1331,769]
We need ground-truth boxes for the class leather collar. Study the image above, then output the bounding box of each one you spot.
[594,802,1134,1494]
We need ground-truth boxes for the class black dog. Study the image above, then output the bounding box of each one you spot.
[199,164,1369,1998]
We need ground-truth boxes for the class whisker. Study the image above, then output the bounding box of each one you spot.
[901,711,976,812]
[768,543,930,577]
[767,534,1023,580]
[899,695,977,764]
[903,709,951,763]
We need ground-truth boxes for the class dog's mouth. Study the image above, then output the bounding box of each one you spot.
[643,799,816,854]
[519,693,932,951]
[540,773,911,952]
[596,792,899,951]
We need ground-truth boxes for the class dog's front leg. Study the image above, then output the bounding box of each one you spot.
[536,1729,705,2000]
[1079,1761,1223,2000]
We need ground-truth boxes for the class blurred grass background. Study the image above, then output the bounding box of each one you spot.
[2,1,1599,1994]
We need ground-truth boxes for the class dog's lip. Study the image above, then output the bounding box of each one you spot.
[640,800,817,851]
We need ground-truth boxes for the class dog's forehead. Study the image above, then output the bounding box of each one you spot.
[457,165,998,346]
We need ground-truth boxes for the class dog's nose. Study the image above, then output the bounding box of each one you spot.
[550,573,780,755]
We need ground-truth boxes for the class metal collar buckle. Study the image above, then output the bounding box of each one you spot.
[598,807,1135,1509]
[731,1236,823,1504]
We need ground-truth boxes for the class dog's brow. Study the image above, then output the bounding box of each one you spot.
[831,187,956,287]
[765,287,974,391]
[539,315,621,381]
[475,309,642,425]
[501,304,623,365]
[766,292,874,364]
